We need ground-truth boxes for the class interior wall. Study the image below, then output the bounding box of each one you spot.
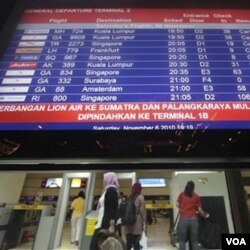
[20,171,173,204]
[94,172,133,198]
[20,173,86,203]
[18,170,250,212]
[241,171,250,210]
[0,172,26,204]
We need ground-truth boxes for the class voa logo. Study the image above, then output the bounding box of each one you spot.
[226,238,247,246]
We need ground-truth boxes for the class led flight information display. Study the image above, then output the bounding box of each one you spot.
[0,8,250,130]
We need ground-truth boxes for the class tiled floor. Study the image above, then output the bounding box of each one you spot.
[146,217,176,250]
[11,217,176,250]
[58,217,176,250]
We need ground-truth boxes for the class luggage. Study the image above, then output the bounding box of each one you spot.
[169,212,179,247]
[139,231,148,250]
[97,229,126,250]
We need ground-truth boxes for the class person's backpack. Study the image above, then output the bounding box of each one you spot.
[119,196,137,225]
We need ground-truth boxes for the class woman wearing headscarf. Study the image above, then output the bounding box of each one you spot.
[176,181,209,250]
[125,182,146,250]
[89,172,119,250]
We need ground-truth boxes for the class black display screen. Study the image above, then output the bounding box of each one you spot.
[0,8,250,130]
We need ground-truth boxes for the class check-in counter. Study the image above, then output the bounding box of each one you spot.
[82,210,98,250]
[0,206,12,248]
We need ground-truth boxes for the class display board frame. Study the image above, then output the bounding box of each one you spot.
[0,0,250,161]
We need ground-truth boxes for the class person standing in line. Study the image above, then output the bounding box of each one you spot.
[125,182,146,250]
[176,181,209,250]
[70,191,85,246]
[89,172,119,250]
[151,199,157,223]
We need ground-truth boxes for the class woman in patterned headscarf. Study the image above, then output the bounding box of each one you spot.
[125,182,146,250]
[90,172,119,250]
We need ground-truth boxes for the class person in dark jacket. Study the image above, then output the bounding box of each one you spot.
[89,172,119,250]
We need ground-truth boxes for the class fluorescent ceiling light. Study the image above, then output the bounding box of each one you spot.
[174,171,218,176]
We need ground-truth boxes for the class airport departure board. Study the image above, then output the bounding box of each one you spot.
[0,8,250,130]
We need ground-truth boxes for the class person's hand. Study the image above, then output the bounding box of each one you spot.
[108,224,115,234]
[200,211,209,218]
[108,219,115,233]
[143,223,147,235]
[204,212,210,218]
[198,208,210,218]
